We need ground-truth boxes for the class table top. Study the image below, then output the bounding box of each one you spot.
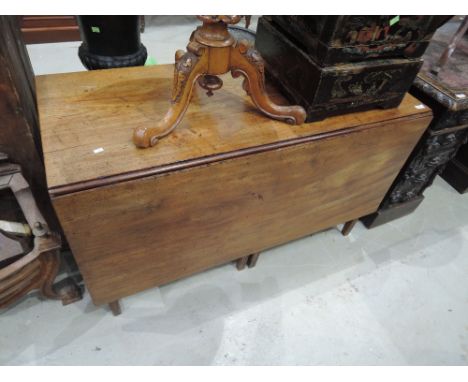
[37,64,431,195]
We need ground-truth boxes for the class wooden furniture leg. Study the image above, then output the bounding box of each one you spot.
[231,42,306,125]
[109,300,122,316]
[236,256,249,270]
[133,46,209,148]
[37,250,61,299]
[341,219,358,236]
[247,252,260,268]
[236,252,261,270]
[0,234,82,308]
[38,249,82,305]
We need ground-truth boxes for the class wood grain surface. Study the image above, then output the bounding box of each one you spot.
[37,65,431,192]
[38,64,432,305]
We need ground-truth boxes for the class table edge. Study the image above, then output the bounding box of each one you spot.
[49,111,432,198]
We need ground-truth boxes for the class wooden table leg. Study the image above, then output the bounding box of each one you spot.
[341,219,358,236]
[109,300,121,316]
[236,255,249,270]
[236,253,261,270]
[247,252,260,268]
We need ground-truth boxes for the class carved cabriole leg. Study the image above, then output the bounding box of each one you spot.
[0,235,82,308]
[37,249,61,299]
[133,45,209,148]
[109,300,122,316]
[132,17,307,149]
[0,259,41,308]
[38,249,83,305]
[230,42,306,125]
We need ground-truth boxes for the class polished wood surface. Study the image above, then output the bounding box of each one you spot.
[38,64,431,306]
[37,64,430,192]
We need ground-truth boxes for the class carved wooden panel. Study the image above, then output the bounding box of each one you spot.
[382,128,468,207]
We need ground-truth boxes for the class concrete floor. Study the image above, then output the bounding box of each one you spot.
[1,17,467,366]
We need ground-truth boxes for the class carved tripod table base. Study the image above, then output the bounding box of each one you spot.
[133,16,306,148]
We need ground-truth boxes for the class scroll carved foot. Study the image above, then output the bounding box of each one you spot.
[133,18,307,149]
[231,42,306,125]
[133,46,208,148]
[39,249,83,305]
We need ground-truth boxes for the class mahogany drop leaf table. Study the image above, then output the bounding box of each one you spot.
[37,64,432,314]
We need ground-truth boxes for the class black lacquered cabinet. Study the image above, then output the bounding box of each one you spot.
[255,16,448,122]
[362,17,468,228]
[269,15,449,65]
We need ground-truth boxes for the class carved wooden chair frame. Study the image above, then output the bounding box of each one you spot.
[0,155,82,308]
